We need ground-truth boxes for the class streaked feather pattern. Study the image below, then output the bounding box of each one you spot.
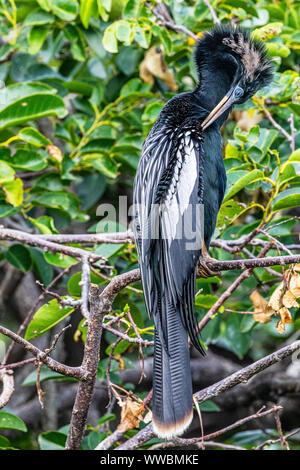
[133,112,205,437]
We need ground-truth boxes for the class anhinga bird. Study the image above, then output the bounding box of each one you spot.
[133,25,273,438]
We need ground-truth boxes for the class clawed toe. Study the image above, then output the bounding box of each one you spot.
[197,256,220,278]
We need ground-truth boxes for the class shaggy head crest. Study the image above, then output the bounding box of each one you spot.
[195,25,274,99]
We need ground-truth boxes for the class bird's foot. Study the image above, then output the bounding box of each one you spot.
[197,255,220,278]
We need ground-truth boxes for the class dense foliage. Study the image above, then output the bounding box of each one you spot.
[0,0,299,451]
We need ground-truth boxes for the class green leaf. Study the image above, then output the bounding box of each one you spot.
[0,161,15,183]
[231,429,273,446]
[0,83,67,129]
[0,412,27,432]
[217,199,256,229]
[256,128,278,157]
[278,162,300,186]
[0,435,11,448]
[225,141,240,159]
[199,400,220,412]
[25,299,74,340]
[31,191,80,218]
[0,82,55,110]
[17,127,51,147]
[0,44,13,62]
[226,314,252,359]
[116,46,142,76]
[223,169,264,202]
[28,25,49,54]
[97,413,116,426]
[44,252,77,268]
[97,0,109,21]
[84,430,106,449]
[289,149,300,162]
[23,9,55,26]
[2,178,23,206]
[33,174,65,192]
[0,203,18,218]
[22,365,75,386]
[49,0,79,21]
[95,243,124,260]
[265,42,290,58]
[134,25,150,49]
[29,215,58,234]
[142,102,164,123]
[12,149,47,171]
[116,20,132,43]
[83,154,118,179]
[103,23,118,53]
[240,315,256,333]
[195,294,218,309]
[67,271,102,296]
[105,339,130,355]
[272,187,300,211]
[38,431,66,450]
[5,244,32,272]
[65,24,86,62]
[37,0,52,11]
[30,247,54,285]
[80,0,98,28]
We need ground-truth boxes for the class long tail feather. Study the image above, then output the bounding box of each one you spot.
[152,288,193,439]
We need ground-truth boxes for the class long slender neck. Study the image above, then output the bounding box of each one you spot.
[192,66,233,128]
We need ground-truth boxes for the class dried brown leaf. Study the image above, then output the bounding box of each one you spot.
[289,271,300,299]
[293,264,300,273]
[250,289,272,323]
[46,144,62,163]
[232,109,262,132]
[143,410,152,424]
[276,307,292,334]
[268,281,285,312]
[139,46,178,91]
[282,290,299,308]
[117,397,145,433]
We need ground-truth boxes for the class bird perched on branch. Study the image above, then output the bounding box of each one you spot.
[133,25,273,438]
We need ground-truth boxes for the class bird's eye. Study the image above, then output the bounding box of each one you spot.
[234,86,244,99]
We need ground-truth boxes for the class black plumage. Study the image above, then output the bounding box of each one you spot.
[133,25,273,438]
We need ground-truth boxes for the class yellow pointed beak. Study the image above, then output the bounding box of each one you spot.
[201,87,236,130]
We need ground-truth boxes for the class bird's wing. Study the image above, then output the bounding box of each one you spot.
[133,121,204,352]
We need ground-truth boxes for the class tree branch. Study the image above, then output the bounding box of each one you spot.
[144,1,199,42]
[0,325,84,380]
[116,341,300,450]
[0,228,105,263]
[65,284,106,450]
[152,405,282,449]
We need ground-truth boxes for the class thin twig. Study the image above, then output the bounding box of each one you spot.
[203,0,221,25]
[2,265,75,365]
[197,243,272,332]
[288,114,296,153]
[0,358,35,370]
[273,406,286,450]
[0,325,84,380]
[116,341,300,450]
[144,1,199,41]
[165,406,281,448]
[255,428,300,450]
[261,104,292,143]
